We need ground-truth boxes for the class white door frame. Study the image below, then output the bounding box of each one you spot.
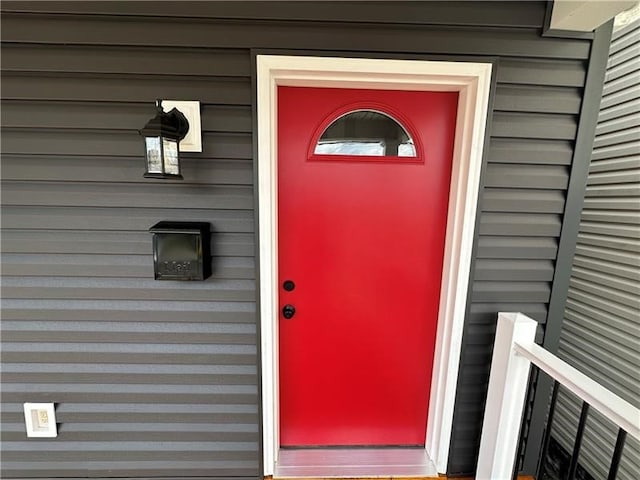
[256,54,492,475]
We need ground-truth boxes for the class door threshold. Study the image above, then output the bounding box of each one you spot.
[274,447,439,478]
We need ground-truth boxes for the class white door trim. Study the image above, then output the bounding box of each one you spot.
[256,54,492,475]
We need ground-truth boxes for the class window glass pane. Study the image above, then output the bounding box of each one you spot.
[314,110,417,157]
[398,143,417,157]
[163,138,179,175]
[315,141,385,156]
[145,137,162,173]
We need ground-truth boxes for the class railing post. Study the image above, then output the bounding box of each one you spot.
[477,312,538,480]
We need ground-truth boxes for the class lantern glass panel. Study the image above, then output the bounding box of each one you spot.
[163,138,180,175]
[145,136,162,173]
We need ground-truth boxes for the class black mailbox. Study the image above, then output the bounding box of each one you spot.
[149,221,211,280]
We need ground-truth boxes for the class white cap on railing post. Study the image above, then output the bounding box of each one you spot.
[476,312,538,480]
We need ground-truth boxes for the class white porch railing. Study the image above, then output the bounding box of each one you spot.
[476,312,640,480]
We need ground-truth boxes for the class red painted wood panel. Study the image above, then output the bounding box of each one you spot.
[278,86,458,446]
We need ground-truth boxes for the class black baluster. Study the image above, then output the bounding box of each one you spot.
[536,381,560,477]
[567,402,590,480]
[607,429,627,480]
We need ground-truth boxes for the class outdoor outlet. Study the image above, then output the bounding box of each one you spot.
[161,100,202,152]
[23,403,57,438]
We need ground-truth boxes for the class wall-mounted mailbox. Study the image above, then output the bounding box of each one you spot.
[149,221,211,280]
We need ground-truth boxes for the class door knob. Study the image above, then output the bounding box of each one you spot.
[282,304,296,319]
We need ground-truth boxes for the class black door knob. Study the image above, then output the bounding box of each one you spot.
[282,304,296,319]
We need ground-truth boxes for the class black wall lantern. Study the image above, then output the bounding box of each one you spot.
[140,99,189,179]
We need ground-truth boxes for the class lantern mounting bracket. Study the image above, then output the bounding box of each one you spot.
[143,99,189,141]
[161,100,202,152]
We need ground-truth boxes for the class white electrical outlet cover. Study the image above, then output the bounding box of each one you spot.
[162,100,202,152]
[23,402,57,438]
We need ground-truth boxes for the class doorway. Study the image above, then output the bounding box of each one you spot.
[256,54,492,476]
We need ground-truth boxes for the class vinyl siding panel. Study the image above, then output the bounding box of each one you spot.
[0,1,550,27]
[0,4,260,476]
[0,15,591,59]
[551,20,640,480]
[0,1,600,477]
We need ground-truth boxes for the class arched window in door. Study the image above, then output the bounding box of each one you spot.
[312,109,419,159]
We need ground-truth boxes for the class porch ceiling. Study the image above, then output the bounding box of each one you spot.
[550,0,637,31]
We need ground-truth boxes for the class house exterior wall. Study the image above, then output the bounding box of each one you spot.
[551,19,640,480]
[0,1,609,477]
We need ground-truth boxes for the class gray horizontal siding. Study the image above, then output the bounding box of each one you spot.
[0,130,253,158]
[1,254,254,278]
[489,138,575,165]
[1,102,252,132]
[551,20,640,480]
[0,1,548,27]
[0,1,599,477]
[0,207,254,232]
[0,13,591,59]
[0,74,251,105]
[0,45,251,76]
[1,230,254,257]
[1,182,254,210]
[0,4,260,477]
[1,155,253,186]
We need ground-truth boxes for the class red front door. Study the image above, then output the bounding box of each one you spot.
[278,86,458,447]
